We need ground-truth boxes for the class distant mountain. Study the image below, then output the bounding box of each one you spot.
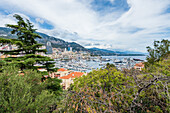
[0,27,145,56]
[37,32,88,51]
[88,48,145,56]
[0,27,17,39]
[0,27,88,52]
[88,48,116,56]
[109,49,145,54]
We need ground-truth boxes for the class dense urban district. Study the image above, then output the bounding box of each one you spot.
[0,14,169,112]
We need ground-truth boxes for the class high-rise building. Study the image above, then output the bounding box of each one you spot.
[68,47,70,51]
[46,41,53,54]
[64,48,67,52]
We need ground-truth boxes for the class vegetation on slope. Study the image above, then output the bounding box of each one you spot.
[0,14,56,73]
[0,66,63,112]
[0,14,63,112]
[61,39,169,113]
[0,14,169,112]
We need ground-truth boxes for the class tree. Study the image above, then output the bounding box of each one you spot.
[63,67,136,112]
[63,57,170,112]
[0,65,61,112]
[146,39,169,64]
[0,15,63,112]
[0,60,6,72]
[0,14,55,73]
[130,55,170,113]
[62,45,170,113]
[106,63,115,69]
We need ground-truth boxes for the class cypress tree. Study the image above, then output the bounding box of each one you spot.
[0,14,56,74]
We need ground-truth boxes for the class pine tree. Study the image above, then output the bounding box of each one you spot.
[0,14,55,73]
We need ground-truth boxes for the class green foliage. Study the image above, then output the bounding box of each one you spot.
[1,15,168,113]
[106,63,116,69]
[63,55,170,112]
[131,56,170,113]
[0,14,56,72]
[0,15,63,112]
[0,65,62,112]
[44,77,63,97]
[146,39,169,65]
[0,60,6,72]
[64,67,136,112]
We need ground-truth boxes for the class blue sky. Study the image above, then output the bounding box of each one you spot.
[0,0,169,52]
[91,0,129,13]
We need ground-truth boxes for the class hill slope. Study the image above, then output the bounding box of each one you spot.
[0,27,87,52]
[0,27,145,56]
[88,48,145,56]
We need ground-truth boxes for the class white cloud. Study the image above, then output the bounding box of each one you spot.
[0,13,16,27]
[109,0,115,4]
[0,0,169,52]
[35,18,44,24]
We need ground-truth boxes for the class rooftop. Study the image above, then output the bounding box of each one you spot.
[135,62,144,67]
[59,72,84,79]
[58,68,67,72]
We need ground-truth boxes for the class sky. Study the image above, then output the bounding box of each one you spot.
[0,0,170,52]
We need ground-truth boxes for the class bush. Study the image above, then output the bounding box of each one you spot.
[0,66,60,112]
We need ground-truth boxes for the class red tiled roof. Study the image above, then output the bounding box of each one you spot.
[55,74,60,77]
[59,72,84,79]
[58,68,67,72]
[135,62,144,67]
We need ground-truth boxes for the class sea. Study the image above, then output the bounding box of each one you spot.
[101,56,146,60]
[85,55,147,72]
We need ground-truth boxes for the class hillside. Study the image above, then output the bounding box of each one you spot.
[0,27,88,52]
[89,47,145,56]
[0,27,145,56]
[88,48,116,56]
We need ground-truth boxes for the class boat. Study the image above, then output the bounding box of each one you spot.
[99,63,106,66]
[114,59,122,63]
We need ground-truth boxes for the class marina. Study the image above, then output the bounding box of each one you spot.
[54,56,146,72]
